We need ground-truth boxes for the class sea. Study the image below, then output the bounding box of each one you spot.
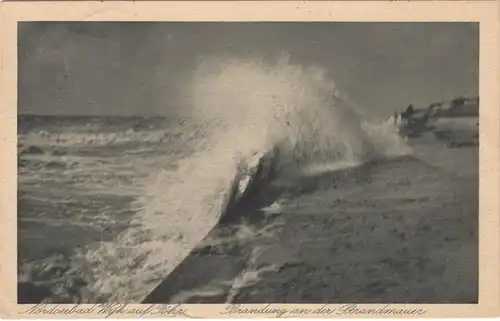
[18,114,201,302]
[19,58,469,303]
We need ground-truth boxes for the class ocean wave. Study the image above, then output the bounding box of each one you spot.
[20,145,46,155]
[18,127,182,148]
[19,56,410,303]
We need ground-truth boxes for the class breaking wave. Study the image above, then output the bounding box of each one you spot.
[19,128,178,148]
[22,56,410,303]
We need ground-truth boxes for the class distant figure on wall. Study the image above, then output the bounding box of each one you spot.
[406,104,415,122]
[393,112,399,125]
[401,104,415,124]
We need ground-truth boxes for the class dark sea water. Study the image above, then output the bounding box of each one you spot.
[18,115,198,302]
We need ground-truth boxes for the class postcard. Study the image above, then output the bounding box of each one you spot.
[0,1,498,318]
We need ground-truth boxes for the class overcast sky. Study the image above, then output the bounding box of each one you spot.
[18,22,478,118]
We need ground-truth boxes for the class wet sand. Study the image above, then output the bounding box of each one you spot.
[144,130,478,304]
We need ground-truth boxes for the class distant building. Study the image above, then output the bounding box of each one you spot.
[445,97,479,117]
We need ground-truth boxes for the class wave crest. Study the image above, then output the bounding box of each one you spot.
[50,56,410,303]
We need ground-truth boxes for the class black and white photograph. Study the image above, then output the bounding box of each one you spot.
[17,22,479,305]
